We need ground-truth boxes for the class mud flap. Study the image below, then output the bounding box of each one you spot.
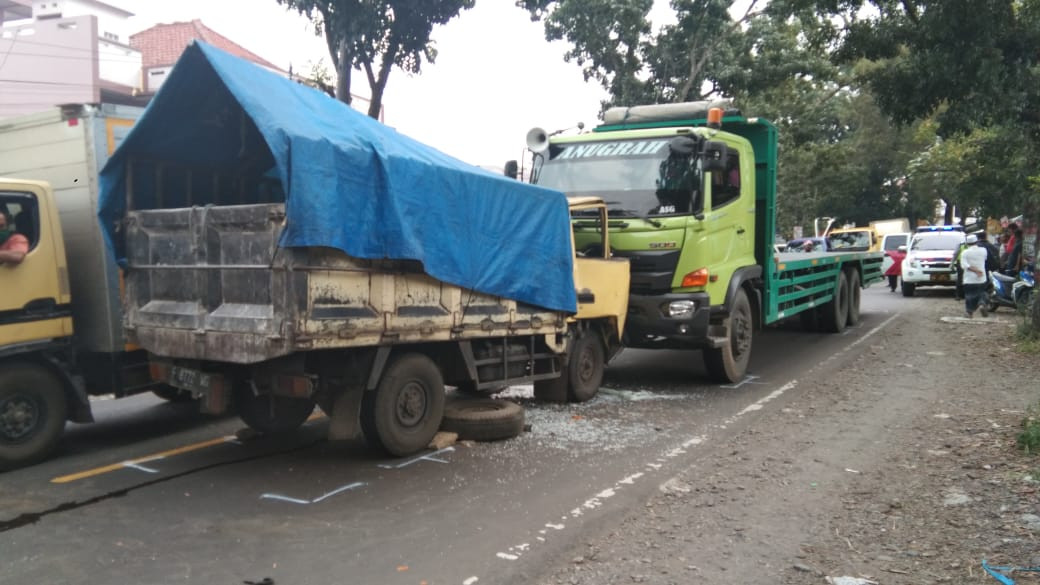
[327,389,363,441]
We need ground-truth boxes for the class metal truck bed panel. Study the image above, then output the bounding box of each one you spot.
[125,203,567,364]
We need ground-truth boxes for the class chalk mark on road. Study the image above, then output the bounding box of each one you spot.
[261,481,366,505]
[377,447,455,469]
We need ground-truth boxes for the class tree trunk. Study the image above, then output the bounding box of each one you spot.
[335,40,352,105]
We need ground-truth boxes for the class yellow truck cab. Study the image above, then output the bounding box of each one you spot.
[0,179,77,469]
[824,226,880,252]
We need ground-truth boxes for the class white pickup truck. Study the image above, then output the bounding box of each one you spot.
[900,225,966,296]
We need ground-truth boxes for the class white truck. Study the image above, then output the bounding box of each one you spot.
[0,103,184,470]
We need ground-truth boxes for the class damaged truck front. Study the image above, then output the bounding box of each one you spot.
[99,42,628,456]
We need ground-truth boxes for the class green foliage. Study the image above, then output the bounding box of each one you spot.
[275,0,474,117]
[1019,401,1040,455]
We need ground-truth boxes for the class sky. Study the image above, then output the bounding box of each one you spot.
[119,1,614,170]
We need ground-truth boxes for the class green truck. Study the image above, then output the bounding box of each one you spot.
[522,101,883,383]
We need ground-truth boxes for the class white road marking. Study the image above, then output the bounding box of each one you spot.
[122,461,161,474]
[720,374,762,389]
[493,313,898,564]
[260,482,365,505]
[377,447,455,469]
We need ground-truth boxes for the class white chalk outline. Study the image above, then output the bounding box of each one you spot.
[377,447,455,469]
[260,481,365,505]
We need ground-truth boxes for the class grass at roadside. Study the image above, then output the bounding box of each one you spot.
[1018,400,1040,455]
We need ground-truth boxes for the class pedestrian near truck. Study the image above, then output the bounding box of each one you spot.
[884,244,907,292]
[960,234,989,318]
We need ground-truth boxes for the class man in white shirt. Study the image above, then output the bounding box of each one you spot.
[960,234,989,318]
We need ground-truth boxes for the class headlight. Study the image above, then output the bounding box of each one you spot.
[910,259,921,268]
[667,300,697,318]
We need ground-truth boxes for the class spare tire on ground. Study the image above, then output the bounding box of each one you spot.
[440,398,525,442]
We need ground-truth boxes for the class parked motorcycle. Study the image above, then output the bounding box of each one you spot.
[987,264,1036,312]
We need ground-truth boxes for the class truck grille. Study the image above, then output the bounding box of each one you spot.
[612,249,680,294]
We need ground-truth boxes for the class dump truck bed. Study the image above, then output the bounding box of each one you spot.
[124,203,567,364]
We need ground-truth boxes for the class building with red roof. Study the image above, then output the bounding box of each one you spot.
[131,19,287,95]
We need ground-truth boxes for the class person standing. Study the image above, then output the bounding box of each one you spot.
[960,234,989,318]
[884,244,907,292]
[1003,226,1024,275]
[953,237,972,300]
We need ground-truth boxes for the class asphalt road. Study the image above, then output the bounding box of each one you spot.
[0,285,920,585]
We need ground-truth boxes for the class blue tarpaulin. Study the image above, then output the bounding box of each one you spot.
[99,41,576,313]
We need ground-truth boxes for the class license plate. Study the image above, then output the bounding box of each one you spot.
[930,273,950,282]
[169,365,218,395]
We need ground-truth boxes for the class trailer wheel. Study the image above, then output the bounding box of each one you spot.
[846,270,862,326]
[820,272,849,333]
[235,384,315,435]
[0,363,67,471]
[152,385,196,403]
[441,398,524,442]
[703,288,753,383]
[901,281,915,297]
[361,353,445,457]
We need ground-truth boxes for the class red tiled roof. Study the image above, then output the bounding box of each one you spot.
[130,19,284,73]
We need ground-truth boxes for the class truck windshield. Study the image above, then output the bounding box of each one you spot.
[827,230,871,251]
[534,138,702,218]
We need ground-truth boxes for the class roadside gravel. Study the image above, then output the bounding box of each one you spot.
[537,296,1040,585]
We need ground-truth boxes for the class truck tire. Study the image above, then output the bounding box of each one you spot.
[846,270,862,326]
[901,281,915,297]
[361,353,446,457]
[566,332,605,402]
[235,384,315,435]
[703,288,753,383]
[152,384,196,403]
[533,332,605,403]
[0,363,67,471]
[441,398,524,442]
[820,272,849,333]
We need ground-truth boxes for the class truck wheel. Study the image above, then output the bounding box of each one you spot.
[361,353,446,457]
[703,288,753,383]
[567,332,605,402]
[235,384,315,435]
[441,398,524,442]
[820,272,849,333]
[152,385,196,403]
[901,281,915,297]
[0,363,67,471]
[846,270,862,326]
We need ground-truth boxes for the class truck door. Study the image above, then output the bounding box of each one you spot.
[703,144,754,302]
[0,184,72,347]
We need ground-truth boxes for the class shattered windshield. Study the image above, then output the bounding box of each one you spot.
[534,138,702,218]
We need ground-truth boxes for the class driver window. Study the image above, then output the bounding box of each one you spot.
[655,155,698,215]
[0,193,40,251]
[711,151,741,209]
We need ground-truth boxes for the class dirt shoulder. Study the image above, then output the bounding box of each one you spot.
[539,297,1040,585]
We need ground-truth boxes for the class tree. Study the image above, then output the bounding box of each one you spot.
[276,0,474,118]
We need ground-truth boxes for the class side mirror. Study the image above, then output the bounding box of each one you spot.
[702,141,728,172]
[668,136,699,156]
[504,160,519,179]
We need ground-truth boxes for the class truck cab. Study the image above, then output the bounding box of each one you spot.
[0,179,79,470]
[527,103,772,382]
